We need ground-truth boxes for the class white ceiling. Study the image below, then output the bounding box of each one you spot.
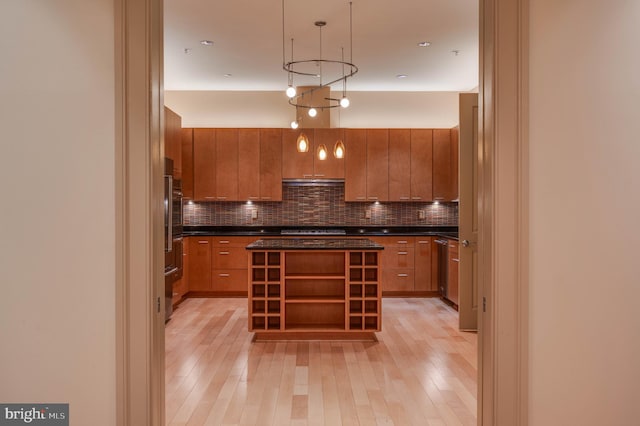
[164,0,478,92]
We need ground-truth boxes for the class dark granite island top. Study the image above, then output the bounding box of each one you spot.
[246,238,384,251]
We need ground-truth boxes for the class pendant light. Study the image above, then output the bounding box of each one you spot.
[333,140,345,159]
[316,143,328,161]
[296,133,309,153]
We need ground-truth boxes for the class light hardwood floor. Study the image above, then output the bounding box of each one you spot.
[165,298,477,426]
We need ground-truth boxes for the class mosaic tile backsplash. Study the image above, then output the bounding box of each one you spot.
[184,182,458,227]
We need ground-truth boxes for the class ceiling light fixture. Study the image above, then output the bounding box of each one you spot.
[282,0,358,117]
[200,40,214,46]
[417,41,431,47]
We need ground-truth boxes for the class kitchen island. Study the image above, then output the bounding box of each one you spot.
[246,238,383,340]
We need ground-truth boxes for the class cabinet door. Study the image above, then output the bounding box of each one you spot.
[164,107,182,178]
[344,129,367,201]
[388,129,411,201]
[193,128,216,201]
[410,129,433,201]
[447,241,459,305]
[414,238,433,291]
[314,128,345,179]
[215,129,239,201]
[433,128,455,201]
[366,129,389,201]
[259,129,282,201]
[188,237,212,291]
[181,128,194,200]
[282,129,314,179]
[238,129,260,201]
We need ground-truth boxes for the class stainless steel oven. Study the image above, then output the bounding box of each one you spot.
[164,158,183,321]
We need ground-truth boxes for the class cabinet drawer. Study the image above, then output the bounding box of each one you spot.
[382,268,414,292]
[213,246,248,269]
[213,236,255,247]
[212,269,248,293]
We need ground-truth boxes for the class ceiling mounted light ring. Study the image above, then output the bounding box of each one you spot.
[282,0,357,117]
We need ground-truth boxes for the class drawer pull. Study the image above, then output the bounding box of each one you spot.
[204,196,215,199]
[411,197,422,200]
[452,259,460,262]
[219,240,229,244]
[418,240,429,244]
[217,196,227,200]
[397,273,409,277]
[198,240,209,244]
[219,273,230,277]
[397,240,408,244]
[219,251,230,255]
[398,251,408,255]
[399,196,410,200]
[356,196,366,200]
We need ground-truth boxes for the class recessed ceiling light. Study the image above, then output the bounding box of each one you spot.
[200,40,214,46]
[417,41,431,47]
[223,73,232,78]
[184,48,192,54]
[396,74,408,79]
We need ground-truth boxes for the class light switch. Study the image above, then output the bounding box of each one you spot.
[251,209,258,219]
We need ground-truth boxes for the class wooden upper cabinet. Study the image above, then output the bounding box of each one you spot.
[164,106,182,178]
[388,129,411,201]
[366,129,389,201]
[259,128,282,201]
[410,129,433,201]
[344,129,367,201]
[433,128,456,201]
[181,128,194,200]
[215,129,239,201]
[314,128,345,179]
[282,129,314,179]
[238,129,260,201]
[193,128,216,201]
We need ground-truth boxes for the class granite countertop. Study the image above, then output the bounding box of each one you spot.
[246,238,384,250]
[184,225,458,240]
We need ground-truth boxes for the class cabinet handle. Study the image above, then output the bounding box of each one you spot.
[397,273,409,277]
[219,273,230,277]
[260,197,271,200]
[434,197,445,201]
[198,240,209,244]
[356,196,366,200]
[314,174,325,177]
[418,240,429,244]
[411,197,422,200]
[217,196,227,200]
[452,259,460,262]
[399,196,410,200]
[204,196,215,199]
[248,196,259,200]
[368,197,379,200]
[219,240,229,244]
[303,174,313,178]
[219,251,230,255]
[397,240,408,244]
[398,251,408,255]
[449,244,456,248]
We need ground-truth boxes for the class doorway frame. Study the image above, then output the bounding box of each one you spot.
[114,0,530,424]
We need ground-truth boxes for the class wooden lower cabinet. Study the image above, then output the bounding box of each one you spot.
[188,237,212,291]
[370,236,434,295]
[186,236,252,296]
[248,249,381,337]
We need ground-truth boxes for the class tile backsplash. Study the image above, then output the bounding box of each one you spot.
[184,182,458,226]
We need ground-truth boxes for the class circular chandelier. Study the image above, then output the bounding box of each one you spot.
[282,1,358,119]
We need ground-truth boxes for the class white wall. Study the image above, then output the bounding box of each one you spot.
[529,1,640,424]
[165,90,461,128]
[0,2,116,424]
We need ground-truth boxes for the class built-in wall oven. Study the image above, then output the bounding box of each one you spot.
[164,158,183,321]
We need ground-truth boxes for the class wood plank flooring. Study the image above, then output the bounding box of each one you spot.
[165,298,477,426]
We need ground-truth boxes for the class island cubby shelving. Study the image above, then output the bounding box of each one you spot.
[247,238,382,340]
